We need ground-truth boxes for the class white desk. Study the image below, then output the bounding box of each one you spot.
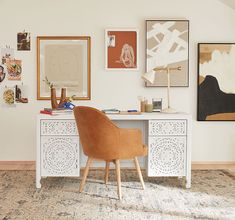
[36,112,192,188]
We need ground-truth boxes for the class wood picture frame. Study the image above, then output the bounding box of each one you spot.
[145,20,189,87]
[105,29,139,70]
[37,36,91,100]
[197,43,235,121]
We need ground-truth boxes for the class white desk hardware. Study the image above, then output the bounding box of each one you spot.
[37,113,192,189]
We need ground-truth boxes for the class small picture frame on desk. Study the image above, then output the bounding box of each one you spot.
[152,98,162,112]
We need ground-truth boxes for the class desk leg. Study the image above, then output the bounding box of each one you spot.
[36,148,41,188]
[186,179,191,189]
[186,117,192,189]
[36,154,41,188]
[186,173,191,189]
[186,159,191,189]
[36,166,41,188]
[36,118,41,188]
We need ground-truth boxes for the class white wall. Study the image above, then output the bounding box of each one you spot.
[0,0,235,161]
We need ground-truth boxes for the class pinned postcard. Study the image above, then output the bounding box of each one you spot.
[1,86,16,107]
[17,32,31,51]
[6,59,22,80]
[15,84,29,103]
[0,64,6,83]
[1,47,14,64]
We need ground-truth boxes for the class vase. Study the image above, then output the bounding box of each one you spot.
[50,88,58,109]
[50,87,67,109]
[58,88,67,108]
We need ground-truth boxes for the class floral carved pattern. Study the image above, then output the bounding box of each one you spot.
[149,120,186,136]
[41,137,79,175]
[148,136,186,176]
[41,120,78,136]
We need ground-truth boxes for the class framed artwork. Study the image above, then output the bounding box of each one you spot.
[146,20,189,87]
[37,36,91,100]
[105,29,138,70]
[198,43,235,121]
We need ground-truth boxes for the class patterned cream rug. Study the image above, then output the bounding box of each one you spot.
[0,170,235,220]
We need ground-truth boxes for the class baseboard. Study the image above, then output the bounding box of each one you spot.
[0,161,35,170]
[0,161,235,170]
[192,161,235,170]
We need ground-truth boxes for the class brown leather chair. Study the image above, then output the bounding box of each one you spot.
[74,106,147,199]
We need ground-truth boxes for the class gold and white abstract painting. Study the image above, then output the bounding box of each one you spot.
[146,20,189,87]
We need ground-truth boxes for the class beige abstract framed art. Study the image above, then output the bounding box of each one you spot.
[146,20,189,87]
[37,36,91,100]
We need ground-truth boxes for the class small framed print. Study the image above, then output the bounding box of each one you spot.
[105,29,138,70]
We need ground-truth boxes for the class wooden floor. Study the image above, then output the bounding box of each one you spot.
[0,161,235,175]
[0,161,35,170]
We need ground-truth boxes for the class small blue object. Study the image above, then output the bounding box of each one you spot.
[63,102,75,110]
[127,110,138,112]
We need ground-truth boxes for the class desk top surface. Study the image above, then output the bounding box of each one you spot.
[38,112,191,120]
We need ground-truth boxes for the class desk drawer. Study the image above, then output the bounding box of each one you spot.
[41,120,78,136]
[148,136,186,176]
[149,120,186,136]
[41,136,79,176]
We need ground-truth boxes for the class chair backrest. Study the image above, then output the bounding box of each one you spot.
[73,106,119,159]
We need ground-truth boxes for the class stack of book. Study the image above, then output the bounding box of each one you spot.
[102,108,120,114]
[40,108,73,115]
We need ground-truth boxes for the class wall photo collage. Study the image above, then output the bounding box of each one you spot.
[0,31,30,107]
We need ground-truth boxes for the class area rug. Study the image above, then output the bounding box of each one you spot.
[0,170,235,220]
